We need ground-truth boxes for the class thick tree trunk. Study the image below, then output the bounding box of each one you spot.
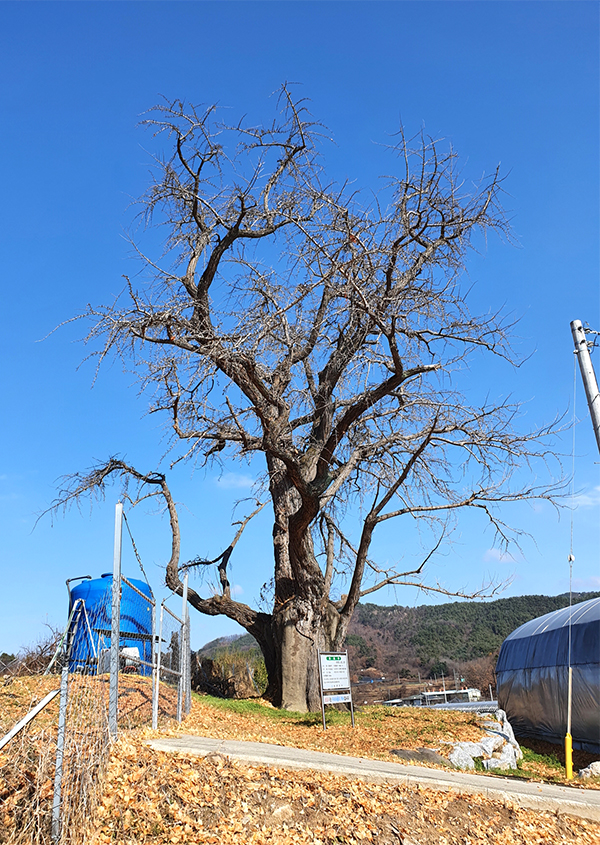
[266,455,340,712]
[272,596,339,712]
[278,613,314,712]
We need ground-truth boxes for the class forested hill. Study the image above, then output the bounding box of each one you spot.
[196,592,600,684]
[198,633,259,660]
[347,592,600,677]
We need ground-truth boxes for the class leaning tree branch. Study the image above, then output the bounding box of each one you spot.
[359,575,512,601]
[182,501,265,599]
[358,533,445,597]
[45,458,272,634]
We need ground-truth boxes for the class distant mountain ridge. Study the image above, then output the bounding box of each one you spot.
[196,592,600,679]
[197,632,259,659]
[347,592,600,677]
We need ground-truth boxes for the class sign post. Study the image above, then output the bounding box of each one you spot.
[318,651,355,730]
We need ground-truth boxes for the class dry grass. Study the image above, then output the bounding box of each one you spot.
[0,676,62,735]
[0,674,178,844]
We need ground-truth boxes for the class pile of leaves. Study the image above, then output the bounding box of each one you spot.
[118,675,178,729]
[1,677,61,844]
[1,674,178,734]
[91,739,600,844]
[4,680,600,843]
[0,730,56,845]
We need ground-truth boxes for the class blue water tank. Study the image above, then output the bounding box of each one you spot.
[68,573,153,675]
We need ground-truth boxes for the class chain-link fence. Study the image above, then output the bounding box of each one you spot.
[0,506,191,845]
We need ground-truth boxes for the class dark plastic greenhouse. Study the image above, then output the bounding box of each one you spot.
[496,597,600,753]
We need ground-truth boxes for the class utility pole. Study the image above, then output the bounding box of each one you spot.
[570,320,600,454]
[565,319,598,779]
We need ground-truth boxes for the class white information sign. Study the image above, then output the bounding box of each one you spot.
[319,652,351,691]
[318,651,355,730]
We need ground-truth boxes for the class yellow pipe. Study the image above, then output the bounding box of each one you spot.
[565,733,573,780]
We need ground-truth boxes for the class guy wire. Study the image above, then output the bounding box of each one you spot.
[122,510,152,593]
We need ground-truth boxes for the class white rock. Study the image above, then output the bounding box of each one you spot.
[480,740,519,771]
[493,709,522,759]
[579,761,600,779]
[453,741,488,758]
[479,735,504,756]
[496,743,518,769]
[496,710,516,742]
[449,746,475,770]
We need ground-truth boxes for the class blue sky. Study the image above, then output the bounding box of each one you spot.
[0,1,598,655]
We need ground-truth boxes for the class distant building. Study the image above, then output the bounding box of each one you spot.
[383,688,481,707]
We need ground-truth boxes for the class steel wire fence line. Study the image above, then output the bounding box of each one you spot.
[1,507,192,844]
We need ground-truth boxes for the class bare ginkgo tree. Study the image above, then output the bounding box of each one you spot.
[53,88,560,711]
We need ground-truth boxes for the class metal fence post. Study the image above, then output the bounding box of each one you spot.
[152,604,164,729]
[177,573,188,723]
[182,572,191,715]
[176,652,182,721]
[109,502,123,740]
[184,599,191,715]
[51,657,69,843]
[51,608,80,845]
[151,601,157,729]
